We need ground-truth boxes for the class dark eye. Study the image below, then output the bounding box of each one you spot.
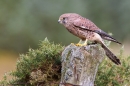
[62,17,67,24]
[63,17,66,20]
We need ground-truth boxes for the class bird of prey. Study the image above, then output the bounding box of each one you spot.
[58,13,121,65]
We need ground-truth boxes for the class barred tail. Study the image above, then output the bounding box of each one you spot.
[101,43,121,65]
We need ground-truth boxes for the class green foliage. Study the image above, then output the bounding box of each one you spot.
[0,39,130,86]
[95,46,130,86]
[0,38,64,86]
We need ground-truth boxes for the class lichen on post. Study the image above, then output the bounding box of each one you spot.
[60,44,105,86]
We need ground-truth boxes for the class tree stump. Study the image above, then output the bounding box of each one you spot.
[60,44,105,86]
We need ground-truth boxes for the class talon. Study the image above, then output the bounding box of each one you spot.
[76,43,83,46]
[76,39,88,46]
[70,43,83,46]
[76,43,87,46]
[70,39,88,46]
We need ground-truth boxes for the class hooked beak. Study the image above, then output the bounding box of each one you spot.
[58,19,61,23]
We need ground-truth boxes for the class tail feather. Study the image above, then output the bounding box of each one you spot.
[101,43,121,65]
[95,30,122,44]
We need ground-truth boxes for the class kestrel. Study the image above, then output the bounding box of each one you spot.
[58,13,121,65]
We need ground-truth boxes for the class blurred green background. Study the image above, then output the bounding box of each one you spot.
[0,0,130,80]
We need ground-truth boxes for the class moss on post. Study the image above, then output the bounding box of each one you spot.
[60,44,105,86]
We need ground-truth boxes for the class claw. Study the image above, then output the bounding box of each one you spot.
[76,43,83,46]
[76,43,87,46]
[70,43,83,46]
[75,39,88,46]
[70,39,88,46]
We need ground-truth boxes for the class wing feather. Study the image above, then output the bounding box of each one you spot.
[73,19,121,44]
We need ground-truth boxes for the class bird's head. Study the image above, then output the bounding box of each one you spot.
[58,13,80,25]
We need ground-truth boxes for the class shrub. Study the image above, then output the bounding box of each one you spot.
[0,38,129,86]
[95,46,130,86]
[0,38,64,86]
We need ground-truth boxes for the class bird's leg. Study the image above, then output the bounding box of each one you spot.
[75,40,82,46]
[83,39,88,46]
[76,39,88,46]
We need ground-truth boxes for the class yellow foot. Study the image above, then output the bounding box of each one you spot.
[76,43,83,46]
[70,43,84,46]
[75,39,88,46]
[76,43,87,46]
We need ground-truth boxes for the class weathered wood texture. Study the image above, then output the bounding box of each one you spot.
[60,44,105,86]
